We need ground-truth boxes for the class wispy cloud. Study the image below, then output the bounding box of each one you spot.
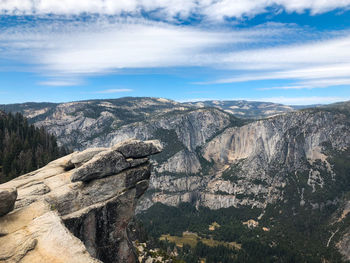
[258,86,314,90]
[258,78,350,90]
[1,5,350,89]
[0,18,295,76]
[1,0,350,20]
[203,63,350,85]
[198,34,350,87]
[38,79,83,87]
[249,96,350,105]
[181,96,349,105]
[93,89,133,94]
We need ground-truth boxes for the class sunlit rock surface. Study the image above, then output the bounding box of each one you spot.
[0,139,162,263]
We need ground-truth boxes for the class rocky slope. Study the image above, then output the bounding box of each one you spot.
[186,99,300,119]
[0,139,162,263]
[0,98,193,150]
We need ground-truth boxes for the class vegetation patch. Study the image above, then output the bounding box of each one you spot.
[138,199,345,262]
[160,232,241,250]
[221,161,244,182]
[0,111,68,183]
[151,128,185,164]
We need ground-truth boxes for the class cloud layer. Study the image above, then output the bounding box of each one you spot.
[0,1,350,95]
[0,18,292,75]
[2,16,350,91]
[1,0,350,20]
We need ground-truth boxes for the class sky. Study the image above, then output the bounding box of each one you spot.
[1,1,350,105]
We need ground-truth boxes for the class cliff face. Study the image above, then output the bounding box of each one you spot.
[0,139,162,263]
[137,109,349,212]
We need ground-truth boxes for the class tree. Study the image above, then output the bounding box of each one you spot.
[0,111,69,183]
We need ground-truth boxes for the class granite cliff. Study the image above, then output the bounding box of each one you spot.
[0,139,162,263]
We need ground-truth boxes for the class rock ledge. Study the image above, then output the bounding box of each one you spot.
[0,139,161,263]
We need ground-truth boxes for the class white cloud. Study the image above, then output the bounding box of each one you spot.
[38,79,83,86]
[226,36,350,70]
[40,22,234,74]
[94,89,133,94]
[258,78,350,90]
[0,18,287,75]
[258,85,315,90]
[1,10,350,88]
[182,96,350,105]
[0,0,350,20]
[199,34,350,87]
[247,96,350,105]
[205,63,350,84]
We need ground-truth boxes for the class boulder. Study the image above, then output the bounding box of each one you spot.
[113,139,162,158]
[0,188,17,216]
[71,140,162,183]
[71,150,129,182]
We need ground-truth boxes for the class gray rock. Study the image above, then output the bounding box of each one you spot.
[70,147,108,167]
[71,150,130,182]
[113,139,162,158]
[0,188,17,216]
[127,157,149,168]
[125,164,151,188]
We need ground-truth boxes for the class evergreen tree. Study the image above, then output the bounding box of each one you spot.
[0,111,68,183]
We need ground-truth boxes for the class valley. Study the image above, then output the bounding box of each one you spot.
[1,98,350,262]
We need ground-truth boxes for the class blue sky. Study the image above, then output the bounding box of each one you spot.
[1,1,350,105]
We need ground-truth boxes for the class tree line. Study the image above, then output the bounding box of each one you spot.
[0,111,68,183]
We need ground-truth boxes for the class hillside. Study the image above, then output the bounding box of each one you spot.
[0,111,68,183]
[1,98,196,150]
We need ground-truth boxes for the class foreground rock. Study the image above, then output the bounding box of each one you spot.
[0,188,17,216]
[0,139,162,263]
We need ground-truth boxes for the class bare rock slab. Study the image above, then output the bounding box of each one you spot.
[71,150,129,182]
[70,147,108,168]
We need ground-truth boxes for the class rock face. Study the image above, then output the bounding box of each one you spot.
[0,139,162,263]
[138,108,350,212]
[0,188,17,216]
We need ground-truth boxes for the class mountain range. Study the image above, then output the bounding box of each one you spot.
[1,97,350,262]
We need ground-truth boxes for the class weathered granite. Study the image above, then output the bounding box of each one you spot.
[71,150,130,182]
[70,148,108,167]
[112,139,162,158]
[0,139,162,263]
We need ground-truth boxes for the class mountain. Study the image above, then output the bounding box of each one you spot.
[186,100,299,119]
[2,97,350,262]
[0,139,162,263]
[138,102,350,262]
[1,98,196,150]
